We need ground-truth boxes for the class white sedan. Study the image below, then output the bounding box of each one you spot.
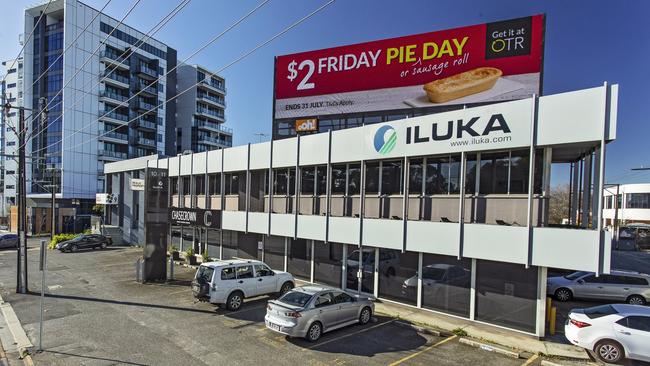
[565,304,650,363]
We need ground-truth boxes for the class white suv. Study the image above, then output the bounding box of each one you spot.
[192,259,295,311]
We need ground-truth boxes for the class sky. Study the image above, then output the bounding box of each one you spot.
[1,0,649,185]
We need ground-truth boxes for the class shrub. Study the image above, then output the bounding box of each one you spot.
[185,247,195,258]
[82,229,92,235]
[202,250,210,262]
[48,233,78,249]
[169,244,178,252]
[452,327,468,337]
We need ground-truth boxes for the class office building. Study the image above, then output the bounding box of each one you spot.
[0,58,22,220]
[176,64,231,153]
[103,84,618,336]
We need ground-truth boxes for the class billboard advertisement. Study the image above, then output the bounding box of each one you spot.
[274,15,544,121]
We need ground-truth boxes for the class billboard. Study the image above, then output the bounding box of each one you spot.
[274,15,544,121]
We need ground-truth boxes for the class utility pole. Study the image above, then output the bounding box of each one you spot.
[17,105,27,293]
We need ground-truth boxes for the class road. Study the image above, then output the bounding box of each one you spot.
[0,242,535,366]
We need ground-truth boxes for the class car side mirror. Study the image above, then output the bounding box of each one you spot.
[577,279,584,284]
[270,271,275,276]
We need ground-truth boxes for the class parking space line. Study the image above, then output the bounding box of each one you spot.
[387,334,457,366]
[521,354,539,366]
[305,319,396,350]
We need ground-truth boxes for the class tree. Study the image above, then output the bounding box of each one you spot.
[91,204,104,216]
[548,184,571,225]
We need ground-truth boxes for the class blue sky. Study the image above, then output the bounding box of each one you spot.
[1,0,649,185]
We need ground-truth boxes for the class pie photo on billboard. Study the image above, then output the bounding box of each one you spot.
[423,67,502,103]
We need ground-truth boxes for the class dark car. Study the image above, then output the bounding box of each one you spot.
[56,234,112,252]
[0,233,18,249]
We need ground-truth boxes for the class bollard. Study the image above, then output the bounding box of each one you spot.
[549,306,557,335]
[168,255,174,281]
[546,297,552,322]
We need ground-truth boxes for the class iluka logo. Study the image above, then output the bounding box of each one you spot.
[405,113,511,144]
[374,125,397,154]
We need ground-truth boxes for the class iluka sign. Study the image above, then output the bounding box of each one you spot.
[366,97,531,158]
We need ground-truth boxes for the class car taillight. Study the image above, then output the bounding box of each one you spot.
[285,311,301,318]
[569,319,591,328]
[267,304,272,310]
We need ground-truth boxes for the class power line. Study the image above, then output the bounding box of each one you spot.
[31,0,271,156]
[40,0,334,156]
[25,0,192,148]
[17,0,144,146]
[0,0,54,86]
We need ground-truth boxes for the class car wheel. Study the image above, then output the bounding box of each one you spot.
[306,322,322,342]
[626,294,646,305]
[71,244,79,253]
[594,340,624,364]
[226,291,243,311]
[279,281,294,295]
[359,307,372,325]
[100,242,107,250]
[554,288,572,302]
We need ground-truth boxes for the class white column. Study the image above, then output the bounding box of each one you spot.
[469,258,477,320]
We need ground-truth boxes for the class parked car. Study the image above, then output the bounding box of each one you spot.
[0,233,18,249]
[401,263,471,297]
[56,234,112,252]
[565,304,650,363]
[192,259,294,311]
[547,270,650,305]
[265,285,374,342]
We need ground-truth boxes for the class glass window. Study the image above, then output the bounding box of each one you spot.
[171,227,181,249]
[208,174,220,195]
[287,238,311,281]
[264,236,285,271]
[332,292,354,304]
[194,176,205,195]
[237,233,260,260]
[627,193,650,209]
[255,264,274,277]
[313,241,343,288]
[377,250,418,305]
[465,154,477,194]
[222,230,237,260]
[301,167,315,195]
[316,166,327,195]
[314,293,334,308]
[331,165,346,194]
[236,265,254,279]
[475,260,538,332]
[195,266,214,283]
[479,152,509,194]
[408,159,423,195]
[624,316,650,332]
[206,229,220,259]
[346,247,375,294]
[181,176,190,195]
[421,254,472,317]
[382,161,403,195]
[273,169,288,195]
[426,156,461,195]
[348,164,361,195]
[279,291,312,307]
[221,267,236,280]
[365,162,380,194]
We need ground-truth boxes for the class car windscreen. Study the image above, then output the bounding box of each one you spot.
[195,266,214,284]
[279,291,313,307]
[582,305,618,319]
[564,271,590,280]
[347,251,372,262]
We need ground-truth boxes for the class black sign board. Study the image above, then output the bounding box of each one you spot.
[169,208,221,229]
[143,167,169,282]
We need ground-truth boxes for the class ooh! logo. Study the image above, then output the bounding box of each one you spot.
[374,125,397,154]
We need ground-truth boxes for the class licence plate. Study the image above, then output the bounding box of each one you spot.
[268,322,281,331]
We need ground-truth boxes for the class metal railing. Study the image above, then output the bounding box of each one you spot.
[195,119,232,134]
[100,110,129,122]
[197,92,226,107]
[98,150,128,159]
[99,90,129,102]
[137,137,156,147]
[102,71,130,85]
[99,130,128,141]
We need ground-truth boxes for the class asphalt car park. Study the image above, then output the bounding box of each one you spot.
[0,243,537,366]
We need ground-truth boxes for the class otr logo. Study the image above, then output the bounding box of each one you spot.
[374,125,397,154]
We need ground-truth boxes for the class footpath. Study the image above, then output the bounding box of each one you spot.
[0,294,33,366]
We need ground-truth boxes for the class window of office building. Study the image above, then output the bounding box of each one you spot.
[287,238,311,281]
[182,227,194,253]
[273,168,296,196]
[382,161,403,195]
[313,242,343,288]
[264,236,285,271]
[237,233,261,260]
[475,260,538,333]
[627,193,650,208]
[301,167,315,194]
[464,154,478,194]
[208,174,220,195]
[421,254,472,317]
[206,229,220,259]
[249,170,267,212]
[348,164,361,195]
[222,230,238,260]
[365,162,380,194]
[181,176,191,195]
[170,177,179,196]
[479,152,510,194]
[171,226,181,250]
[376,249,418,305]
[423,155,461,195]
[194,175,205,196]
[316,166,327,196]
[331,165,346,194]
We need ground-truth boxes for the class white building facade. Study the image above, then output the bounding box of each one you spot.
[603,183,650,226]
[105,84,618,336]
[0,58,23,218]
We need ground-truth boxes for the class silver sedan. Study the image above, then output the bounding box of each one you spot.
[265,285,374,342]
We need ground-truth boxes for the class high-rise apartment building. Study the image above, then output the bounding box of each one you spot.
[176,64,231,153]
[0,58,22,218]
[0,0,230,232]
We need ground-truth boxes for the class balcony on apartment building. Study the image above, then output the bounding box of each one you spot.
[197,134,231,147]
[136,79,158,97]
[99,109,130,125]
[198,78,226,94]
[98,149,128,161]
[133,98,157,113]
[136,136,157,148]
[196,91,226,108]
[99,90,129,106]
[196,105,225,122]
[99,49,129,71]
[136,63,157,80]
[135,117,157,131]
[98,129,128,144]
[194,118,232,135]
[101,71,130,89]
